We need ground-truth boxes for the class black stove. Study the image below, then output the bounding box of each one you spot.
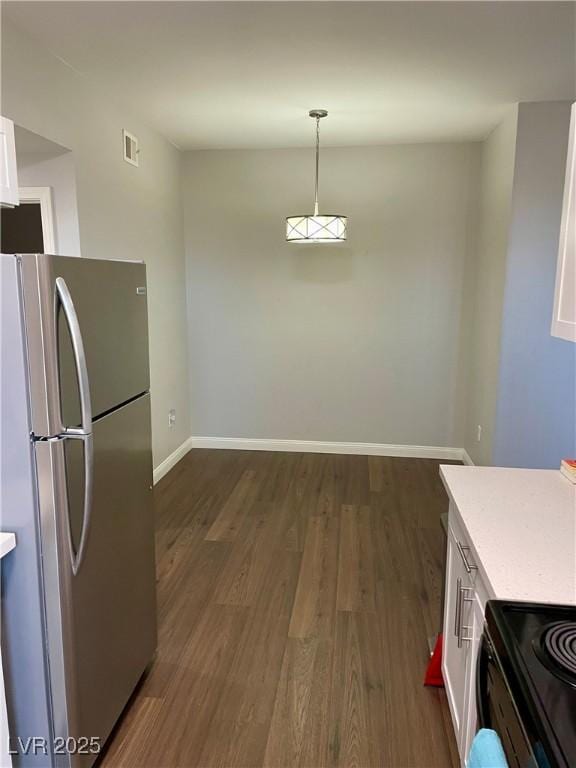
[483,601,576,768]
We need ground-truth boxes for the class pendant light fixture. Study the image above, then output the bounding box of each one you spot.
[286,110,347,243]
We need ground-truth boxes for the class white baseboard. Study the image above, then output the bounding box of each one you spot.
[153,437,194,485]
[190,436,466,462]
[154,437,472,482]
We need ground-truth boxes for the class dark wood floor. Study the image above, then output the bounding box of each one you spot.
[101,450,459,768]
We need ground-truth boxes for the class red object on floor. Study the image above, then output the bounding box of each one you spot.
[424,633,444,687]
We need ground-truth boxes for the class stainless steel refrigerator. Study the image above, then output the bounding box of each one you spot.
[0,253,157,767]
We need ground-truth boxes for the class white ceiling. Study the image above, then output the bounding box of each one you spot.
[4,1,575,149]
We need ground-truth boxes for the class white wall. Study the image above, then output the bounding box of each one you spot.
[17,149,82,259]
[2,18,190,468]
[182,143,480,448]
[463,108,518,465]
[493,101,575,468]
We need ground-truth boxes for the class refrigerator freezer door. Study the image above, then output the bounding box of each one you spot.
[35,393,156,767]
[19,254,150,437]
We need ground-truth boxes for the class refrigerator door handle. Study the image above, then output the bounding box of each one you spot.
[64,431,94,576]
[55,276,94,575]
[55,276,92,434]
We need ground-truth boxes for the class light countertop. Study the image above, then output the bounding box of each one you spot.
[0,533,16,560]
[440,465,576,606]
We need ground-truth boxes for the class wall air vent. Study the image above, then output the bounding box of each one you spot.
[122,129,139,167]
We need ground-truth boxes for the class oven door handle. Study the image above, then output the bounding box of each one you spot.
[476,632,491,729]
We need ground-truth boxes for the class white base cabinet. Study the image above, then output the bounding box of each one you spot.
[442,504,488,766]
[440,465,576,767]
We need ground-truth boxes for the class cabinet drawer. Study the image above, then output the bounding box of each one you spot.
[443,523,475,751]
[443,504,490,764]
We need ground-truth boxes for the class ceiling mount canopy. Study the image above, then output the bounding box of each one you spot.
[286,110,347,243]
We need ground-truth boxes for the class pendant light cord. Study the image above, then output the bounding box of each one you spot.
[314,116,320,217]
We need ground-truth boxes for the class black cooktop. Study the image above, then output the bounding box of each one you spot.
[486,601,576,768]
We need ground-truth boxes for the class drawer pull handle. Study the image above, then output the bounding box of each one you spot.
[456,577,474,648]
[457,540,477,573]
[454,577,461,637]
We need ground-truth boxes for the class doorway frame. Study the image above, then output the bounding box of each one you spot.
[18,186,56,254]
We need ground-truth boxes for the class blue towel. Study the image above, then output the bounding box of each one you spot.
[467,729,509,768]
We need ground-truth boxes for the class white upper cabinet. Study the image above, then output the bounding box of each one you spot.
[0,116,19,208]
[552,102,576,342]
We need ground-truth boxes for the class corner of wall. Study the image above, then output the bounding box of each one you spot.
[462,106,519,467]
[492,101,575,469]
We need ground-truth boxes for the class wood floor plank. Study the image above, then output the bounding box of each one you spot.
[263,637,333,768]
[205,469,259,541]
[151,539,230,680]
[328,612,372,768]
[410,524,446,642]
[197,548,301,767]
[353,611,392,768]
[314,455,344,517]
[100,697,164,768]
[256,450,300,504]
[371,499,417,588]
[137,603,248,767]
[337,505,360,612]
[155,449,243,531]
[288,515,339,639]
[368,456,383,493]
[154,519,208,599]
[295,637,334,768]
[375,578,457,768]
[336,505,376,613]
[213,501,294,607]
[342,455,371,506]
[367,455,394,493]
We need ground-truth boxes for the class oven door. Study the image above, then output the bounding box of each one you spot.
[476,631,538,768]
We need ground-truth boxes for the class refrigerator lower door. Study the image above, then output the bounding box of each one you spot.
[35,394,156,768]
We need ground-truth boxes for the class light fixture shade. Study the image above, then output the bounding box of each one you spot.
[286,214,347,243]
